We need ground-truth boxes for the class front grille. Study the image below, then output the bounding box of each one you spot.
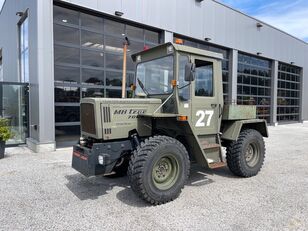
[102,106,111,123]
[104,128,112,134]
[81,103,96,135]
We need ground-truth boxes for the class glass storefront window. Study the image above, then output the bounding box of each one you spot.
[81,30,104,50]
[106,89,130,98]
[0,83,29,145]
[55,65,80,84]
[81,13,103,31]
[277,63,301,122]
[82,68,104,85]
[237,53,272,122]
[105,71,134,87]
[0,49,3,81]
[104,19,125,36]
[55,86,80,103]
[55,106,80,123]
[19,16,29,83]
[54,45,80,65]
[81,49,104,67]
[54,24,80,45]
[54,6,79,25]
[53,4,161,142]
[82,87,104,98]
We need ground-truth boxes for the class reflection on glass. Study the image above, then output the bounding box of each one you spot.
[55,65,80,84]
[81,30,104,49]
[106,71,122,86]
[81,50,104,67]
[195,61,213,97]
[135,56,173,95]
[82,88,104,98]
[20,17,29,83]
[106,89,130,98]
[104,19,125,36]
[127,40,144,54]
[82,68,104,85]
[55,86,80,103]
[54,24,80,45]
[105,71,135,87]
[54,45,80,65]
[178,55,190,101]
[2,85,28,145]
[55,106,80,123]
[54,6,79,25]
[105,35,124,54]
[145,30,159,44]
[55,125,80,142]
[81,13,103,31]
[105,53,123,70]
[126,25,144,39]
[277,63,301,122]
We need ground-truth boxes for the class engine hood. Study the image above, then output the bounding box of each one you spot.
[80,98,162,140]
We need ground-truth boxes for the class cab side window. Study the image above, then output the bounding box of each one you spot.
[178,55,190,101]
[195,60,214,97]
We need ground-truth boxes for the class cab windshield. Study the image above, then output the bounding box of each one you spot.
[135,55,174,96]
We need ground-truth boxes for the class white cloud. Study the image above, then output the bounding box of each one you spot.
[0,0,5,12]
[219,0,308,42]
[254,7,308,42]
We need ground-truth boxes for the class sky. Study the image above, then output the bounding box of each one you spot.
[0,0,306,42]
[220,0,308,42]
[0,0,4,12]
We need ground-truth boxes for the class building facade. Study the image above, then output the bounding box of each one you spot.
[0,0,307,151]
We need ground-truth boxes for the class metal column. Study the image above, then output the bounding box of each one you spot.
[271,60,278,125]
[229,49,238,104]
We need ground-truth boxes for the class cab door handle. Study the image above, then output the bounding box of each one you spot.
[211,104,217,108]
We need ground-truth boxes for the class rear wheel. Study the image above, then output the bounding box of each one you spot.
[226,129,265,177]
[128,136,190,205]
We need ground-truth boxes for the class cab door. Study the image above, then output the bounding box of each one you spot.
[191,57,222,136]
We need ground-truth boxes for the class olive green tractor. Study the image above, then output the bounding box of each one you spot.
[72,43,268,205]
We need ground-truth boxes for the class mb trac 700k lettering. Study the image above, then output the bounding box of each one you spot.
[72,43,268,205]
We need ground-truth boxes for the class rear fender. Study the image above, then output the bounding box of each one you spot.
[221,119,268,142]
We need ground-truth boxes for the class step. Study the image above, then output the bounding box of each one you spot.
[202,143,221,150]
[208,162,227,169]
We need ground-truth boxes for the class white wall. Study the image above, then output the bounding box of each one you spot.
[0,0,55,144]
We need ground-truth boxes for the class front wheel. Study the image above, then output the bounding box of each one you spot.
[128,136,190,205]
[226,129,265,177]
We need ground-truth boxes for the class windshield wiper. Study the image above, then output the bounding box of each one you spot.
[137,78,150,96]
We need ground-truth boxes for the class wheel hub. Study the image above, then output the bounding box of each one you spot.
[154,158,171,182]
[245,143,260,167]
[152,155,179,190]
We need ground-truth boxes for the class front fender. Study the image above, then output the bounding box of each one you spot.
[221,119,268,141]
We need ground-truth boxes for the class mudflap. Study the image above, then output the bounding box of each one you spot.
[72,140,132,177]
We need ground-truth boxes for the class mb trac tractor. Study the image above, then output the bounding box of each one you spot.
[72,42,268,205]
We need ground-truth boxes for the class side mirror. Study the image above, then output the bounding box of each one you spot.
[185,63,195,82]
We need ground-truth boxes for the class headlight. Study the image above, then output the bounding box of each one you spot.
[167,45,174,54]
[98,155,104,165]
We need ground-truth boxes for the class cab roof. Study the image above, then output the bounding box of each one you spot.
[132,42,223,61]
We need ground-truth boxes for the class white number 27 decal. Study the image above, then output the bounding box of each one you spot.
[196,110,214,127]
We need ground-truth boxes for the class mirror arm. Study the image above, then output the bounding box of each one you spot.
[178,82,191,90]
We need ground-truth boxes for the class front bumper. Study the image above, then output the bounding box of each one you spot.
[72,140,132,177]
